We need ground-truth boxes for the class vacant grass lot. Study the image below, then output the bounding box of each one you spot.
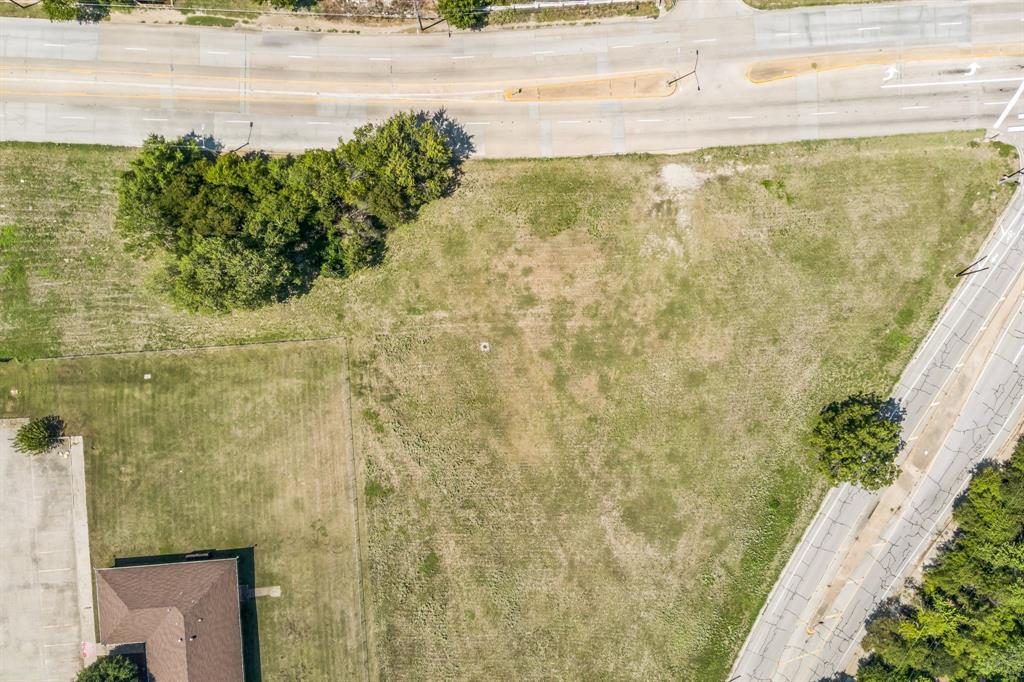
[0,133,1015,679]
[0,342,368,681]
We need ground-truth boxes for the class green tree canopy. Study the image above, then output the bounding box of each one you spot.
[437,0,486,29]
[810,392,902,490]
[116,113,459,312]
[76,655,138,682]
[14,415,64,454]
[339,112,456,227]
[42,0,77,21]
[856,440,1024,681]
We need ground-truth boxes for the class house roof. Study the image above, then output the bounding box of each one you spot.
[96,558,244,682]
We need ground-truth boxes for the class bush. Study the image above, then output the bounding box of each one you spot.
[810,392,902,490]
[42,0,77,21]
[437,0,486,29]
[116,112,458,312]
[76,655,138,682]
[14,416,64,454]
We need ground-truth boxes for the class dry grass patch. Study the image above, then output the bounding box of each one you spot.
[0,133,1016,679]
[0,341,369,681]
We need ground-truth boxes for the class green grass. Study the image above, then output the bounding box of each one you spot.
[0,342,368,680]
[0,0,48,17]
[184,12,238,24]
[0,133,1015,679]
[486,0,658,25]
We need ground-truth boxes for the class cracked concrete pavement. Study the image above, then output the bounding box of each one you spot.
[731,166,1024,680]
[5,1,1024,154]
[0,422,95,681]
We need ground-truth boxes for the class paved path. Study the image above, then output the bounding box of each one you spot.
[4,1,1024,154]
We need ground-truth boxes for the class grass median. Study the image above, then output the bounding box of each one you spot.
[0,132,1015,678]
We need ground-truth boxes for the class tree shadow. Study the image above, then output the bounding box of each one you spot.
[181,131,224,154]
[418,108,476,167]
[816,672,855,682]
[878,397,906,426]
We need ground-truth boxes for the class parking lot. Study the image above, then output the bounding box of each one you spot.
[1,420,94,682]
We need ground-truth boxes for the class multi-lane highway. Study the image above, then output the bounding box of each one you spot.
[4,1,1024,154]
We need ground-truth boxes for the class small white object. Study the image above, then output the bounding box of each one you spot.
[479,341,490,353]
[9,389,17,397]
[143,373,152,380]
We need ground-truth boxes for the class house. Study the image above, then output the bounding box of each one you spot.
[95,558,245,682]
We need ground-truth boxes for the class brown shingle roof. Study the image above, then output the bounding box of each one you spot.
[96,558,244,682]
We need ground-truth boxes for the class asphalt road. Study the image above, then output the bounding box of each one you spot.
[4,0,1024,154]
[732,174,1024,681]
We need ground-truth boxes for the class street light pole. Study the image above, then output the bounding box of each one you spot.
[667,49,701,91]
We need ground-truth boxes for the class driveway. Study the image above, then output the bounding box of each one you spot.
[0,420,94,682]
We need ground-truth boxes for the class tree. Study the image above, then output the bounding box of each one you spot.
[115,113,461,312]
[76,655,138,682]
[13,416,64,454]
[810,392,901,490]
[855,440,1024,681]
[171,236,294,313]
[42,0,77,21]
[338,112,455,227]
[437,0,486,29]
[117,134,214,253]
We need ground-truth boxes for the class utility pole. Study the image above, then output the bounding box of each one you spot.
[413,0,422,33]
[667,49,701,91]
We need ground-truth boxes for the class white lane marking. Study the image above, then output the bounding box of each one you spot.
[225,119,250,123]
[43,43,65,48]
[289,55,313,59]
[42,624,74,629]
[693,38,717,43]
[985,101,1010,106]
[452,55,475,60]
[307,121,331,125]
[142,117,168,121]
[995,80,1024,129]
[369,57,391,61]
[728,115,754,120]
[775,32,798,37]
[901,105,929,110]
[1017,113,1024,119]
[611,45,632,49]
[206,50,229,55]
[858,26,881,31]
[465,121,491,125]
[901,204,1024,412]
[38,567,73,572]
[124,47,148,52]
[0,76,503,100]
[557,120,584,124]
[1007,125,1024,132]
[59,115,87,120]
[884,76,1024,90]
[43,642,79,648]
[812,111,837,116]
[533,50,555,55]
[638,118,663,122]
[938,21,962,26]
